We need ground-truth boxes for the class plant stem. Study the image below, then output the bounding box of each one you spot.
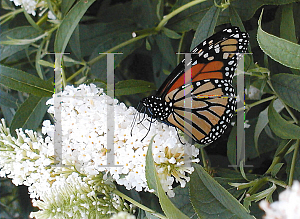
[36,12,49,26]
[87,34,149,66]
[200,147,208,169]
[155,0,207,31]
[67,34,149,81]
[0,8,23,24]
[66,66,86,82]
[247,177,268,195]
[113,189,167,219]
[236,95,276,112]
[267,177,287,188]
[288,139,300,187]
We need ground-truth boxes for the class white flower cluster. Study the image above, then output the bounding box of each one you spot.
[260,181,300,219]
[110,212,136,219]
[30,172,133,219]
[0,84,199,201]
[10,0,57,19]
[0,119,57,199]
[43,84,199,197]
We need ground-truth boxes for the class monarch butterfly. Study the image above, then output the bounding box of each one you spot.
[135,26,249,144]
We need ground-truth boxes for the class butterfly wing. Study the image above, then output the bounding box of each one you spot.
[159,27,248,144]
[165,79,235,144]
[156,26,249,98]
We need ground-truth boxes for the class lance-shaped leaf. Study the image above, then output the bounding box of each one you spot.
[10,95,49,134]
[145,137,189,219]
[268,100,300,139]
[115,80,156,96]
[271,74,300,112]
[257,11,300,70]
[54,0,96,53]
[189,163,255,218]
[190,5,220,50]
[0,65,53,96]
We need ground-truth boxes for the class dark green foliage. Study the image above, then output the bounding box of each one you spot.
[1,0,300,218]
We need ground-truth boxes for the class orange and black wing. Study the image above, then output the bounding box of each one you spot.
[139,27,249,144]
[165,79,235,144]
[161,27,248,144]
[156,26,249,97]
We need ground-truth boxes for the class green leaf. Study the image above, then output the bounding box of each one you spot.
[168,0,299,32]
[162,27,181,39]
[229,5,245,30]
[227,125,237,167]
[35,38,46,79]
[145,137,189,219]
[146,38,151,50]
[38,60,54,68]
[69,25,81,59]
[146,137,159,196]
[1,0,15,10]
[10,95,49,134]
[254,99,284,153]
[0,90,19,108]
[189,163,254,219]
[167,1,214,33]
[0,26,41,61]
[231,0,294,21]
[145,212,160,219]
[80,20,137,57]
[280,4,297,43]
[190,5,220,50]
[155,33,176,68]
[54,0,96,53]
[132,0,158,28]
[97,1,133,23]
[89,36,142,80]
[61,0,75,16]
[257,11,300,70]
[1,105,14,125]
[22,9,43,31]
[243,183,276,210]
[85,79,107,89]
[271,74,300,112]
[268,100,300,139]
[115,80,156,96]
[81,19,139,79]
[229,3,254,62]
[271,163,284,177]
[170,186,196,218]
[0,65,53,97]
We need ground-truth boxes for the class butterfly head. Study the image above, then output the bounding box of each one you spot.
[130,96,171,141]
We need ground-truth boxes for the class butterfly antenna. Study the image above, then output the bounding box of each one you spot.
[131,102,142,137]
[137,106,147,125]
[141,116,153,142]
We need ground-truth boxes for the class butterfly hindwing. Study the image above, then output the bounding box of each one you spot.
[165,79,235,144]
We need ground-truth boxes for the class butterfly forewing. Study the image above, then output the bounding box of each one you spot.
[156,27,249,97]
[139,26,249,144]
